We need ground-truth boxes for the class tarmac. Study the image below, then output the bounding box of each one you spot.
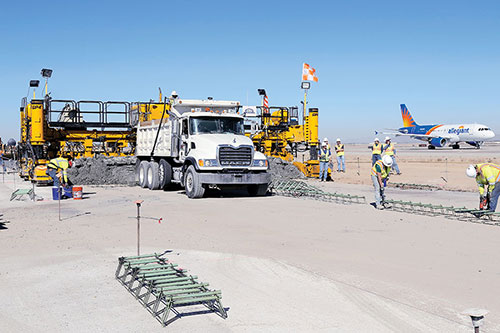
[1,169,500,332]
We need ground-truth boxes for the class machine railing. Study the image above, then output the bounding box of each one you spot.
[47,99,132,129]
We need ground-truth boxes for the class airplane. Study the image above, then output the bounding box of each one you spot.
[378,104,495,149]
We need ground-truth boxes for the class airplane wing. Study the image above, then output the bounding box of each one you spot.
[375,130,458,141]
[374,129,403,135]
[392,132,459,142]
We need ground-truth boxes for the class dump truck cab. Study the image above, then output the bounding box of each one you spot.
[135,97,271,198]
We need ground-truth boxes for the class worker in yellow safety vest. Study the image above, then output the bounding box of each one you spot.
[47,157,72,188]
[466,163,500,212]
[383,136,401,175]
[335,138,345,172]
[370,138,382,166]
[371,155,393,209]
[319,138,331,181]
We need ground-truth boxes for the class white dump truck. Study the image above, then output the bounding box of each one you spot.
[135,95,271,198]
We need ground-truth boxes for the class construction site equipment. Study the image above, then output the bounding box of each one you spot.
[135,96,270,198]
[388,182,441,191]
[271,179,366,204]
[116,253,227,326]
[135,200,144,256]
[385,199,500,225]
[19,96,136,184]
[245,105,322,178]
[10,188,34,201]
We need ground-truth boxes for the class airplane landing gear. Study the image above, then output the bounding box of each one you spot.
[428,145,436,150]
[452,144,460,149]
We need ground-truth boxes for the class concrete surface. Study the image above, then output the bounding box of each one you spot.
[1,173,499,332]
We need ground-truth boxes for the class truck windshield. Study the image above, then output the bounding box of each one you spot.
[190,117,244,135]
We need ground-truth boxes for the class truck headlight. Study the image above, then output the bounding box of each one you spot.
[253,159,268,167]
[201,159,218,167]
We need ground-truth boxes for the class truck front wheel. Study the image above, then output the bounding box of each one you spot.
[247,184,268,196]
[184,165,205,199]
[158,159,172,190]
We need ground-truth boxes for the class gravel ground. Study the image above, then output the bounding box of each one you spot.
[66,155,304,186]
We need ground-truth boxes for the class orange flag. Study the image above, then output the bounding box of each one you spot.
[302,63,318,82]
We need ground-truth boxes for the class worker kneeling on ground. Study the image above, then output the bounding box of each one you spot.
[47,157,72,188]
[371,155,393,210]
[466,163,500,212]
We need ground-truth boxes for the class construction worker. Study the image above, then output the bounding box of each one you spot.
[335,138,345,172]
[371,155,393,209]
[383,137,401,175]
[370,138,382,166]
[0,147,5,173]
[47,157,72,188]
[319,139,331,181]
[466,163,500,212]
[322,137,331,149]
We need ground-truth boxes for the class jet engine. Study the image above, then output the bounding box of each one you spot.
[429,137,449,147]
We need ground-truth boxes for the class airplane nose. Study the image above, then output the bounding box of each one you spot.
[487,131,495,139]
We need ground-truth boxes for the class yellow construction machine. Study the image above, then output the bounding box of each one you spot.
[245,105,322,177]
[19,96,138,183]
[18,73,172,184]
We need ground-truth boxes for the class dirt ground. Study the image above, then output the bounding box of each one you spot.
[323,142,500,192]
[1,144,500,332]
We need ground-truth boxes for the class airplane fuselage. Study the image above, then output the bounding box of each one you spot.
[391,104,495,148]
[399,123,495,147]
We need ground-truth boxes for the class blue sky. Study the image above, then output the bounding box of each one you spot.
[1,0,499,143]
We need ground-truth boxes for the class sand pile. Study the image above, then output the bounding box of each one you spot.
[267,157,305,181]
[67,155,136,186]
[67,155,303,186]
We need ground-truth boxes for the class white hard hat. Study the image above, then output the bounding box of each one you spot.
[382,155,393,167]
[323,137,328,142]
[171,90,178,97]
[336,138,341,142]
[374,138,380,142]
[466,165,476,178]
[385,136,391,141]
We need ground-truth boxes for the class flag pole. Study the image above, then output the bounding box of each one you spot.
[303,88,307,123]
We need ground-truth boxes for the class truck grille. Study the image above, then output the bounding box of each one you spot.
[218,146,252,167]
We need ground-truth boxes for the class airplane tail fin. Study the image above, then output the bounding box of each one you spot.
[400,104,417,127]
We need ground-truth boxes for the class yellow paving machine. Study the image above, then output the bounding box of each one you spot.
[244,103,322,177]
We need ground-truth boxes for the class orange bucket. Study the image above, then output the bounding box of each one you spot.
[72,186,83,200]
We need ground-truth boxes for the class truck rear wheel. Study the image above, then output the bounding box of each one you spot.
[138,161,149,188]
[247,184,268,196]
[184,165,205,199]
[158,159,172,190]
[147,161,160,190]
